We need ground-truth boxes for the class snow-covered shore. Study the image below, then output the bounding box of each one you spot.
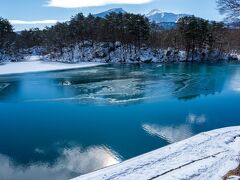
[1,43,240,64]
[72,126,240,180]
[0,57,104,75]
[42,42,240,64]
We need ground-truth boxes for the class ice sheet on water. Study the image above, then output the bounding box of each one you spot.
[54,72,211,105]
[68,74,193,104]
[0,83,9,91]
[173,75,225,100]
[29,65,226,105]
[72,78,146,104]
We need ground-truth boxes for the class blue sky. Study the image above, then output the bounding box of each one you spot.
[0,0,224,31]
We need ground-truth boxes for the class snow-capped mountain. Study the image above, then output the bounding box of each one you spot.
[94,8,127,18]
[94,8,190,29]
[146,9,189,23]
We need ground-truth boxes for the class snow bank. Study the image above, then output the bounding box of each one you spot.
[72,126,240,180]
[44,42,240,64]
[230,52,240,61]
[227,176,240,180]
[1,43,239,64]
[0,58,104,75]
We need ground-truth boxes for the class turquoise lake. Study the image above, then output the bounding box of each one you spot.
[0,63,240,180]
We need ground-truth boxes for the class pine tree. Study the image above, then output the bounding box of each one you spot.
[0,17,13,49]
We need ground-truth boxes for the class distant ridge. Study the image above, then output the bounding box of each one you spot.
[94,8,190,29]
[94,8,127,18]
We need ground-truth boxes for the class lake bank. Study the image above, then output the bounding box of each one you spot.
[1,49,239,76]
[34,45,240,64]
[72,126,240,180]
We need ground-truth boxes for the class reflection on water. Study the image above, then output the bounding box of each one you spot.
[186,113,207,124]
[0,145,120,180]
[142,124,193,143]
[142,113,207,143]
[230,71,240,92]
[0,63,240,179]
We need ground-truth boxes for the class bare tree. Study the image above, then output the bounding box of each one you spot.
[217,0,240,19]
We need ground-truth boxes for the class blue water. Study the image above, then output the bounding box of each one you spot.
[0,63,240,180]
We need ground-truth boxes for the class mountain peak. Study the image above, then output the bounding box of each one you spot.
[146,9,162,17]
[94,8,127,18]
[147,9,189,23]
[108,8,125,12]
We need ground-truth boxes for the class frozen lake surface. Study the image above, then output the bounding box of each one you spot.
[0,63,240,180]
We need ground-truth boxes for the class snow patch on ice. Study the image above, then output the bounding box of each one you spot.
[62,81,72,86]
[0,58,105,75]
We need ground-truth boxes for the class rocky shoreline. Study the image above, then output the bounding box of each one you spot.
[1,42,240,64]
[43,42,240,64]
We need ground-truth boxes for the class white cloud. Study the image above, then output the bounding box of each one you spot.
[0,146,120,180]
[142,124,193,143]
[10,20,58,25]
[186,113,206,124]
[47,0,152,8]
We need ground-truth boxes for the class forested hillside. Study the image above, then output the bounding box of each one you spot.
[0,2,240,63]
